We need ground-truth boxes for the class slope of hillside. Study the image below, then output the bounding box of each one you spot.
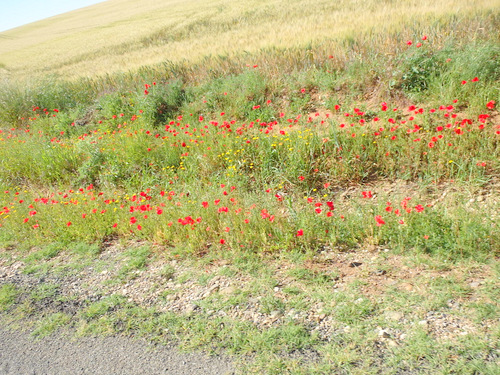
[0,0,496,79]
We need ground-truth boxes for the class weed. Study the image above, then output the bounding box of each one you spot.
[81,295,126,320]
[24,243,64,262]
[0,284,18,311]
[32,312,71,337]
[118,246,153,279]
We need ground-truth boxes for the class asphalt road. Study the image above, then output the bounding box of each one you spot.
[0,329,235,375]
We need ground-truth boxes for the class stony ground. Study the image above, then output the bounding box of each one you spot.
[1,243,491,339]
[1,235,498,374]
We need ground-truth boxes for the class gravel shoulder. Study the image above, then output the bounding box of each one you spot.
[0,328,235,375]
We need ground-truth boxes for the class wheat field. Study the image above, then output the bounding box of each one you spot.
[0,0,497,80]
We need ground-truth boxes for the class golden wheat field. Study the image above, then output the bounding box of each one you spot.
[0,0,498,80]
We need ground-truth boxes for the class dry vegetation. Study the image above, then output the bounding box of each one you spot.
[0,0,497,79]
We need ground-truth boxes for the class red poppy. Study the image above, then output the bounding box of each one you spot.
[374,216,385,226]
[296,229,304,236]
[362,191,373,198]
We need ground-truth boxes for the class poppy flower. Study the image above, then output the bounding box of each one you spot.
[296,229,304,236]
[374,216,385,226]
[362,191,373,198]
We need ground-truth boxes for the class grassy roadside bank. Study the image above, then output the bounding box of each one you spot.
[0,3,499,374]
[0,26,498,256]
[1,238,499,374]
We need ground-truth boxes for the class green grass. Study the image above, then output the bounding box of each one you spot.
[24,243,64,262]
[32,312,71,338]
[118,245,153,280]
[82,295,126,320]
[0,284,18,311]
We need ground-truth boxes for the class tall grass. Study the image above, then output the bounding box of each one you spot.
[0,3,498,260]
[0,0,497,79]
